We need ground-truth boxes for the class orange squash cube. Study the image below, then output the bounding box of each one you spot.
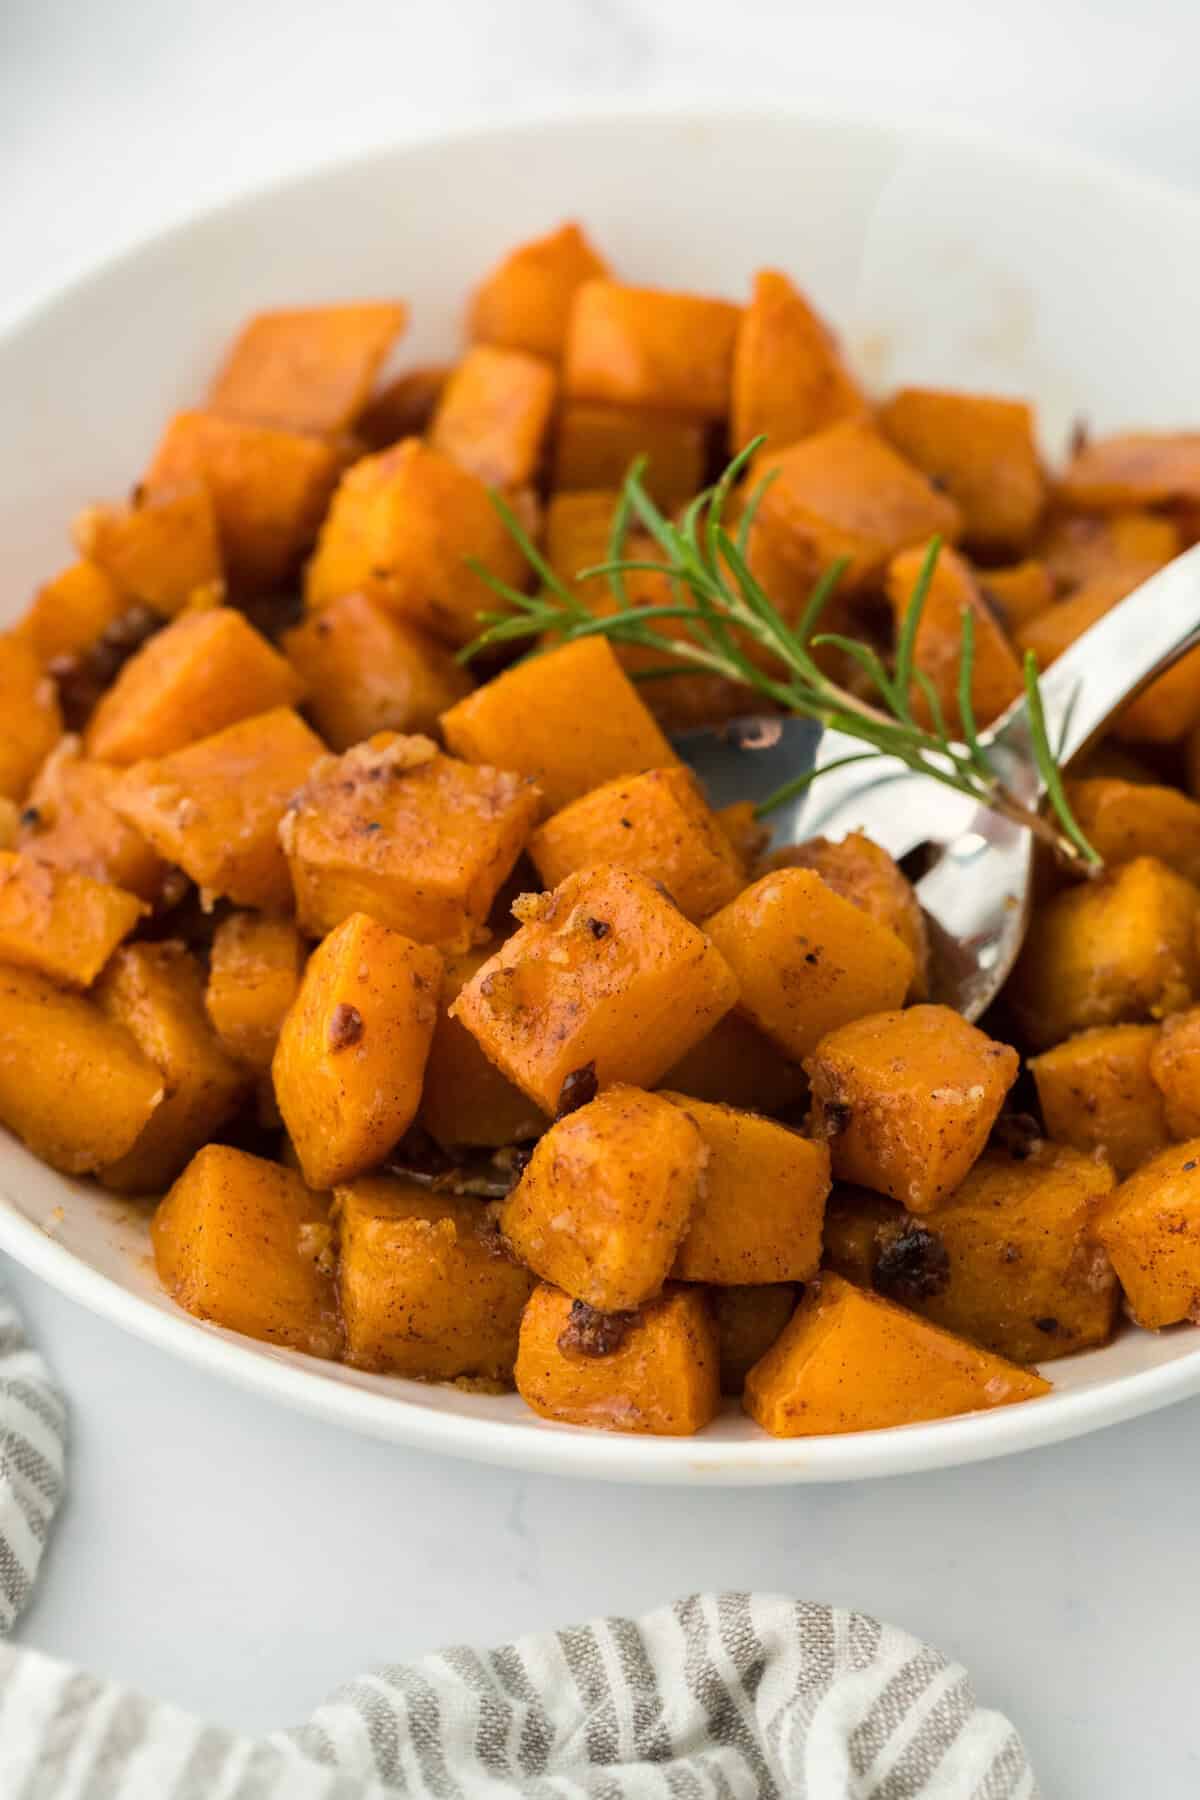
[0,852,144,987]
[0,633,62,801]
[144,410,340,593]
[769,832,929,1000]
[113,707,324,911]
[283,733,539,950]
[72,483,224,617]
[419,943,545,1150]
[452,864,738,1114]
[272,912,442,1189]
[1097,1140,1200,1327]
[0,964,163,1173]
[807,1005,1018,1212]
[1116,649,1200,745]
[1007,857,1200,1050]
[85,608,306,764]
[205,913,306,1072]
[207,301,408,434]
[96,942,247,1193]
[1148,1008,1200,1138]
[713,1285,798,1394]
[664,1095,830,1285]
[743,1272,1049,1436]
[553,403,707,510]
[1038,507,1180,591]
[502,1086,706,1310]
[338,1176,534,1381]
[705,870,914,1062]
[440,637,679,814]
[282,592,471,751]
[886,543,1023,736]
[304,439,528,648]
[749,419,962,594]
[565,281,742,419]
[1032,1025,1171,1174]
[470,221,611,361]
[1059,432,1200,510]
[879,388,1045,553]
[515,1282,720,1436]
[1016,576,1130,669]
[1061,778,1200,887]
[429,345,556,489]
[659,1011,809,1115]
[152,1145,340,1356]
[529,767,743,923]
[19,562,128,664]
[20,740,166,901]
[976,560,1055,633]
[730,269,864,454]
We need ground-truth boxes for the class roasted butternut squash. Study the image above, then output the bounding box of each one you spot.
[730,269,863,455]
[205,913,307,1073]
[72,483,224,617]
[1097,1140,1200,1328]
[429,344,556,489]
[207,302,408,435]
[0,852,144,987]
[564,281,741,419]
[1031,1025,1171,1174]
[878,388,1045,553]
[469,221,611,361]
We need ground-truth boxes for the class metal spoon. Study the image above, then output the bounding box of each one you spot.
[674,542,1200,1020]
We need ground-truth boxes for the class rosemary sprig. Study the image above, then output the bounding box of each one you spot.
[461,446,1100,872]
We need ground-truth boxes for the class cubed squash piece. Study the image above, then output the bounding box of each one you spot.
[452,864,738,1114]
[743,1272,1049,1436]
[821,1185,905,1286]
[529,767,743,923]
[1116,648,1200,746]
[806,1005,1018,1212]
[151,1144,340,1355]
[72,483,224,617]
[977,560,1055,634]
[338,1177,534,1380]
[659,1012,809,1115]
[886,543,1023,736]
[1031,1025,1171,1175]
[879,388,1045,553]
[207,302,408,434]
[440,637,679,814]
[704,870,914,1062]
[1149,1008,1200,1138]
[470,222,611,361]
[769,832,929,1000]
[714,800,769,869]
[663,1095,830,1284]
[0,852,144,987]
[1016,576,1130,669]
[281,591,471,751]
[515,1282,720,1436]
[96,943,247,1193]
[19,562,127,664]
[1059,432,1200,510]
[749,420,962,594]
[112,707,324,911]
[553,403,707,511]
[283,733,539,950]
[429,345,556,489]
[304,439,529,648]
[730,269,864,454]
[1061,779,1200,887]
[502,1086,706,1310]
[884,1145,1118,1363]
[1039,507,1181,591]
[272,912,442,1189]
[0,633,62,801]
[20,739,166,901]
[1007,857,1200,1050]
[419,943,545,1150]
[205,913,306,1071]
[1097,1140,1200,1326]
[0,965,163,1172]
[564,281,741,419]
[713,1285,798,1394]
[85,608,306,764]
[144,411,340,593]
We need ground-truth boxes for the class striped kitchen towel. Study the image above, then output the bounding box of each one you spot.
[0,1285,65,1635]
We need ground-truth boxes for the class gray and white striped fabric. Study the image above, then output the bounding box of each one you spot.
[0,1593,1038,1797]
[0,1287,65,1634]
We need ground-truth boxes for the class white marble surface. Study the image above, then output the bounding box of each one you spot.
[6,3,1200,1792]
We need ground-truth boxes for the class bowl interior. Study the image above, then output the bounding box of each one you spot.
[3,108,1200,1482]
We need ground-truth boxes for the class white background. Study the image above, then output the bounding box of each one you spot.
[4,3,1200,1793]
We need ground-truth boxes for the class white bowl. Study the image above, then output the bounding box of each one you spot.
[4,106,1200,1485]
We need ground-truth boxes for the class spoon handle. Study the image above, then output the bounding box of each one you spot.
[988,539,1200,781]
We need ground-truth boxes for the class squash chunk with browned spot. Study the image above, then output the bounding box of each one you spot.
[420,944,546,1151]
[338,1177,534,1381]
[20,741,166,901]
[516,1283,720,1436]
[768,832,929,999]
[807,1005,1018,1212]
[1097,1141,1200,1328]
[502,1087,706,1311]
[283,733,539,950]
